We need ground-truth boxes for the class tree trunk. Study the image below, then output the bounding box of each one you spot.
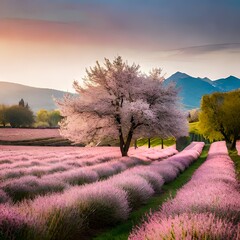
[119,129,133,156]
[230,137,237,150]
[161,138,164,149]
[148,138,151,148]
[134,139,137,149]
[220,129,230,143]
[118,128,125,156]
[119,138,127,156]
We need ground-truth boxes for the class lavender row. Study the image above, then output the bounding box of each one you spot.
[0,142,204,239]
[0,146,188,203]
[0,147,177,203]
[129,141,240,240]
[0,146,177,169]
[0,157,145,202]
[0,148,121,170]
[0,147,177,181]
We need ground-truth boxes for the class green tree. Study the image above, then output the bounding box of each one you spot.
[221,91,240,149]
[36,109,49,123]
[48,110,62,127]
[0,104,8,127]
[199,90,240,149]
[19,98,25,107]
[36,109,62,127]
[5,105,34,128]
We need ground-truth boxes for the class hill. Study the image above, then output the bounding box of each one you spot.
[1,73,240,111]
[165,72,240,109]
[0,82,69,112]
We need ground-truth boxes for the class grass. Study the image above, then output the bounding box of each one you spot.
[93,144,210,240]
[228,148,240,180]
[136,138,175,148]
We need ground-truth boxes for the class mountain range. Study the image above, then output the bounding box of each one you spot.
[0,72,240,111]
[164,72,240,109]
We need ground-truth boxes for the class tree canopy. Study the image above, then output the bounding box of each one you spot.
[198,90,240,149]
[57,57,188,156]
[0,104,8,127]
[36,109,62,127]
[5,105,34,128]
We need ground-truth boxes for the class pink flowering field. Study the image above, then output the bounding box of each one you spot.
[0,142,205,239]
[129,141,240,240]
[0,128,61,141]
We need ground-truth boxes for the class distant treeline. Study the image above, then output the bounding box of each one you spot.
[0,99,62,128]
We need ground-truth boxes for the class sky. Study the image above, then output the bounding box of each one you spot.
[0,0,240,92]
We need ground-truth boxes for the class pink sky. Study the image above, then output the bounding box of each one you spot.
[0,1,240,91]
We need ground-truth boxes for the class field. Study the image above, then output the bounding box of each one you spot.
[130,141,240,239]
[0,139,239,239]
[0,128,176,147]
[0,128,61,141]
[0,142,210,239]
[0,128,73,146]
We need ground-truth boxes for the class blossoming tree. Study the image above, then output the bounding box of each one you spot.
[57,57,188,156]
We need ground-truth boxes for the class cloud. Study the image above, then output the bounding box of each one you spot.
[1,1,240,51]
[1,1,240,89]
[171,43,240,56]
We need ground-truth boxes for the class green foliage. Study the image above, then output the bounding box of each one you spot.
[228,149,240,180]
[189,122,199,134]
[0,104,8,126]
[36,109,49,123]
[34,121,50,128]
[48,110,62,127]
[198,92,224,141]
[5,105,34,127]
[188,122,210,144]
[36,109,62,127]
[198,90,240,149]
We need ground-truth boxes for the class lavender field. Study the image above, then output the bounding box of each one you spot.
[130,141,240,240]
[0,142,205,239]
[0,128,61,141]
[1,1,240,239]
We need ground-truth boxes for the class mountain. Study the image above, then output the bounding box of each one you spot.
[0,81,69,112]
[212,76,240,92]
[165,72,240,109]
[1,73,240,112]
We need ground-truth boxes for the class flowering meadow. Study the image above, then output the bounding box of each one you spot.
[129,141,240,240]
[0,142,204,239]
[0,128,61,141]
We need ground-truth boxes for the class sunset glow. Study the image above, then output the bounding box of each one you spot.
[0,0,240,91]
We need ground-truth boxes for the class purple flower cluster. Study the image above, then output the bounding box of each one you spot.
[129,141,240,240]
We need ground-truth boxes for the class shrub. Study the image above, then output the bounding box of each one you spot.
[0,204,34,240]
[129,213,239,240]
[109,174,154,209]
